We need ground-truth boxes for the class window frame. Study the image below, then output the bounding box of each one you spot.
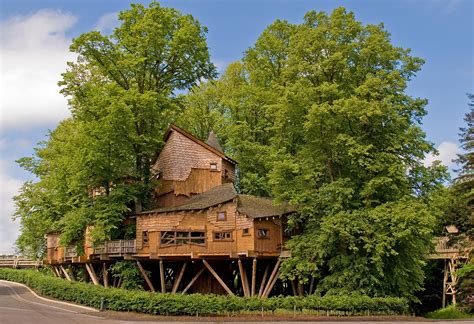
[210,163,218,171]
[213,231,233,242]
[159,231,206,247]
[257,228,269,239]
[142,231,149,247]
[242,228,251,236]
[216,211,227,221]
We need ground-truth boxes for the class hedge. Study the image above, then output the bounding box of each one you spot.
[0,268,408,316]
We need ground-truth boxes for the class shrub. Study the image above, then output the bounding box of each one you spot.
[425,305,473,319]
[0,268,409,316]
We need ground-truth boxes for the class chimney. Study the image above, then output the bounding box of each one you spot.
[206,131,223,152]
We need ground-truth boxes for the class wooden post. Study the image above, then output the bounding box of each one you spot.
[251,258,257,297]
[172,262,187,293]
[238,259,250,297]
[159,260,166,293]
[262,259,280,298]
[60,265,72,281]
[203,259,235,296]
[102,263,109,288]
[449,258,458,305]
[258,264,270,298]
[51,266,60,277]
[262,269,280,299]
[182,267,205,294]
[442,260,448,308]
[85,263,100,285]
[297,281,304,296]
[136,261,155,292]
[309,276,315,295]
[290,280,297,296]
[67,266,76,281]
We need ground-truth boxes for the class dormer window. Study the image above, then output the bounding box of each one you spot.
[210,163,218,171]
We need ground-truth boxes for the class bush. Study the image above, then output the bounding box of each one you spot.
[0,268,408,316]
[425,305,473,319]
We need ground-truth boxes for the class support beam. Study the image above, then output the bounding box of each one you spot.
[51,266,60,278]
[442,260,448,308]
[238,259,250,297]
[85,263,100,286]
[258,264,270,298]
[172,262,187,293]
[136,261,155,292]
[182,267,205,294]
[262,269,280,298]
[60,265,72,281]
[68,266,76,281]
[102,263,109,288]
[262,259,281,299]
[159,260,166,293]
[202,259,234,296]
[251,258,257,297]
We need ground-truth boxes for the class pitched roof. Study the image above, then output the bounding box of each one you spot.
[206,131,223,152]
[165,125,237,165]
[139,183,295,218]
[237,195,295,219]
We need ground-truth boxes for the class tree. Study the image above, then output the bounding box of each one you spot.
[182,7,446,299]
[15,1,215,254]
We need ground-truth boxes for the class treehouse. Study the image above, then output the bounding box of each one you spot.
[45,125,296,297]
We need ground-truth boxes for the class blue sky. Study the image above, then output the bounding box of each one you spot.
[0,0,472,254]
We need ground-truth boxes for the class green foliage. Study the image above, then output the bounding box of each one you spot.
[0,268,409,316]
[180,7,446,299]
[425,305,473,319]
[110,261,145,290]
[14,1,215,251]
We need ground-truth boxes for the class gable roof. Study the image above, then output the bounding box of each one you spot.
[164,125,237,165]
[139,183,295,218]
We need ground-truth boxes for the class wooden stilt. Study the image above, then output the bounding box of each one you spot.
[172,262,187,293]
[136,261,155,292]
[182,267,205,294]
[68,266,75,281]
[442,260,448,308]
[85,263,100,285]
[258,264,270,298]
[262,259,280,298]
[251,258,257,297]
[159,260,166,293]
[309,276,315,295]
[238,259,250,297]
[60,265,71,281]
[102,263,109,288]
[51,266,60,277]
[203,259,235,296]
[291,280,297,296]
[262,269,280,298]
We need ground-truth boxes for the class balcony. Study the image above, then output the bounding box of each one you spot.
[93,239,136,255]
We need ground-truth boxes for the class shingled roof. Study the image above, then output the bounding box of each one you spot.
[139,183,295,218]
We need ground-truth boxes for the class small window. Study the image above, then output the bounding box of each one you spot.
[217,211,226,221]
[214,232,232,241]
[242,228,250,236]
[257,229,269,239]
[210,163,218,171]
[224,169,229,179]
[142,231,149,246]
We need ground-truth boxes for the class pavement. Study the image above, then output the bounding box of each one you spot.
[0,280,472,323]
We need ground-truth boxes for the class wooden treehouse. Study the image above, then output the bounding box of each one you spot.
[44,125,295,297]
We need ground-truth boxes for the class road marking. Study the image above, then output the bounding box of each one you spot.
[0,279,99,312]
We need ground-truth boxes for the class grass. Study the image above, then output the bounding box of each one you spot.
[425,305,473,319]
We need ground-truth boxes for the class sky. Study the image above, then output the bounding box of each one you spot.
[0,0,472,254]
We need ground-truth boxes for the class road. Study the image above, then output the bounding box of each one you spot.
[0,280,471,323]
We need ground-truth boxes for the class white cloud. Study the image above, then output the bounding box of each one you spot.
[0,10,77,131]
[95,12,119,34]
[423,141,461,168]
[0,160,23,254]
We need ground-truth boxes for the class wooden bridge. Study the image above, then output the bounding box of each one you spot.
[0,255,41,269]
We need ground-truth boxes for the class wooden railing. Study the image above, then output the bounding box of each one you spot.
[93,240,136,255]
[429,236,472,259]
[0,255,41,268]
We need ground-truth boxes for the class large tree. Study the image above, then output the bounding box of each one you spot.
[181,8,447,299]
[15,1,215,252]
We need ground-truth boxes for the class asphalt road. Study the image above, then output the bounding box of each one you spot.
[0,280,472,323]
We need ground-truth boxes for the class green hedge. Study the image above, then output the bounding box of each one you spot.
[0,268,408,316]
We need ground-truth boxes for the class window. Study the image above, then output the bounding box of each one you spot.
[210,163,218,171]
[214,232,232,241]
[257,229,269,239]
[142,231,149,246]
[242,228,250,236]
[160,231,205,246]
[217,211,226,221]
[224,169,229,179]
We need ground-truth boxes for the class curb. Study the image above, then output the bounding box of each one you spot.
[0,279,99,312]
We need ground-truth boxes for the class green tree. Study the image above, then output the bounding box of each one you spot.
[15,1,215,253]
